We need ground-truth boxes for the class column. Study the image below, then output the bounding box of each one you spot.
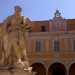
[46,69,48,75]
[46,39,49,52]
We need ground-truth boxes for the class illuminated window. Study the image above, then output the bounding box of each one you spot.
[54,40,60,52]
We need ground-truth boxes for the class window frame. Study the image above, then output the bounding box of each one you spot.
[41,26,46,32]
[34,40,42,53]
[53,40,60,52]
[72,39,75,51]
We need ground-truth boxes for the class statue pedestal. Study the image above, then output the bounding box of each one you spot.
[0,69,36,75]
[0,61,36,75]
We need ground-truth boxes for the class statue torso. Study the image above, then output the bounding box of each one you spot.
[9,15,25,40]
[10,15,24,26]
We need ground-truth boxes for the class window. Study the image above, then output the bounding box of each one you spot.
[41,26,46,32]
[55,23,59,31]
[73,40,75,51]
[35,41,41,52]
[56,14,59,17]
[54,40,60,52]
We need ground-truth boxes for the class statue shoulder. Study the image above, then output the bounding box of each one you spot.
[25,17,32,23]
[21,16,29,20]
[21,16,32,24]
[6,15,14,20]
[2,15,14,24]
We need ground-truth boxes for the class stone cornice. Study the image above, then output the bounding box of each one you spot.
[28,31,75,39]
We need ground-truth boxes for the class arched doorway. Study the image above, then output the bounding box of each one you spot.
[48,62,66,75]
[31,63,46,75]
[69,63,75,75]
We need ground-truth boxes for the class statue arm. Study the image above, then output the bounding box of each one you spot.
[2,16,11,34]
[22,17,32,32]
[8,23,24,32]
[8,24,19,32]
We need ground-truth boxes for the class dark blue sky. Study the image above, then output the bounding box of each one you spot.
[0,0,75,22]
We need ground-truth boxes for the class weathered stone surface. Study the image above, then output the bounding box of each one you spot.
[0,5,32,71]
[0,69,36,75]
[0,5,35,75]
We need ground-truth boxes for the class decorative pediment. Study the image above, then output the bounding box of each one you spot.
[50,10,66,32]
[54,10,61,18]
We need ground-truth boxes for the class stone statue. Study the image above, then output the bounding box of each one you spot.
[1,6,32,72]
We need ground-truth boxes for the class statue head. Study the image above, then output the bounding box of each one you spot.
[14,6,22,15]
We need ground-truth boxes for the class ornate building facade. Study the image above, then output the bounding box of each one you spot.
[27,10,75,75]
[0,10,75,75]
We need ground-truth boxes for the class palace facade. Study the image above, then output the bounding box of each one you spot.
[27,10,75,75]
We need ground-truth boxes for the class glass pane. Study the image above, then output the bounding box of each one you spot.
[54,40,60,52]
[73,40,75,51]
[35,41,41,52]
[41,26,46,32]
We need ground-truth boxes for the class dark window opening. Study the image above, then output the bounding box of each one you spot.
[52,67,65,75]
[41,26,46,32]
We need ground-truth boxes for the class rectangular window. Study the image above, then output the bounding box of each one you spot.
[41,26,46,32]
[73,40,75,51]
[54,40,60,52]
[35,41,41,52]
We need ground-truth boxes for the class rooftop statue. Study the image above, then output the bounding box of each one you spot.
[0,6,32,72]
